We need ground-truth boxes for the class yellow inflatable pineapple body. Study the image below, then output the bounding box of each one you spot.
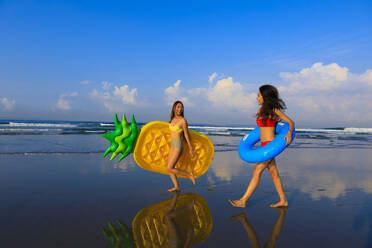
[134,121,214,178]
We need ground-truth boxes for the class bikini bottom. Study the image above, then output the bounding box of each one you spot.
[171,138,183,150]
[261,140,273,147]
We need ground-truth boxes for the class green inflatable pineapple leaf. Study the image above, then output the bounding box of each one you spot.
[110,114,131,160]
[101,114,123,158]
[102,113,141,162]
[118,115,140,162]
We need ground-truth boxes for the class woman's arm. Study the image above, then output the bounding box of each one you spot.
[182,119,195,157]
[274,109,295,145]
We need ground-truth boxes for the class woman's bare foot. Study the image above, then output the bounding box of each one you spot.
[189,173,196,185]
[270,200,288,208]
[167,187,180,192]
[229,199,246,208]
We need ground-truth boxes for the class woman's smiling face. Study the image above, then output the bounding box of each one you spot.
[174,103,183,116]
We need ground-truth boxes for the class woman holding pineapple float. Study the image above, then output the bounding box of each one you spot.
[167,101,196,192]
[102,101,213,192]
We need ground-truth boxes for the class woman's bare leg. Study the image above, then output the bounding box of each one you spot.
[229,162,268,208]
[267,159,288,208]
[167,147,182,192]
[167,148,195,192]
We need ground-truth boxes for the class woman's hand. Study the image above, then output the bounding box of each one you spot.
[183,119,195,158]
[284,132,292,145]
[189,147,195,158]
[275,109,295,146]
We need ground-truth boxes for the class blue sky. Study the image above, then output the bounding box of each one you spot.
[1,0,371,127]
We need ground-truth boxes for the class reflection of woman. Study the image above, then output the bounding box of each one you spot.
[131,192,212,247]
[167,101,195,192]
[230,85,294,208]
[230,208,288,248]
[165,192,195,248]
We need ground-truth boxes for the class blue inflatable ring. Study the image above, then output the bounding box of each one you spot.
[238,122,295,163]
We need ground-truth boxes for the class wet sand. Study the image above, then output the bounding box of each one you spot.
[1,148,371,247]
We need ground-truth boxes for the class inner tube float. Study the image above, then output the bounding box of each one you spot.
[238,122,295,163]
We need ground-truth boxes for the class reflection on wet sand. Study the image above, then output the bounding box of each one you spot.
[102,220,135,248]
[230,208,287,248]
[163,192,195,247]
[102,192,212,247]
[133,192,212,247]
[280,149,372,200]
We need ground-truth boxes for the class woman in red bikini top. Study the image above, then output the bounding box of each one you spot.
[229,85,295,209]
[256,108,277,146]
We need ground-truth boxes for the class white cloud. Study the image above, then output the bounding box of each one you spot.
[165,80,182,96]
[207,77,256,112]
[57,95,71,110]
[164,80,192,106]
[359,69,372,86]
[102,81,112,91]
[80,80,90,85]
[57,92,78,110]
[208,72,217,83]
[277,62,372,124]
[90,89,99,97]
[103,102,117,113]
[1,97,15,111]
[90,89,110,100]
[113,85,137,104]
[164,76,256,113]
[90,82,138,112]
[296,96,320,113]
[279,62,348,93]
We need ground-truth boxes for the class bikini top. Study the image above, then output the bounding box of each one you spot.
[256,108,277,127]
[169,122,183,133]
[256,117,277,127]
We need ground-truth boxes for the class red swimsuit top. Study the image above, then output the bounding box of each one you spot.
[256,108,277,127]
[256,117,277,127]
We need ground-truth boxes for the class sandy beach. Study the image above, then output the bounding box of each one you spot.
[1,142,371,247]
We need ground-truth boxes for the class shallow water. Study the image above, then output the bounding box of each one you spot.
[1,148,372,247]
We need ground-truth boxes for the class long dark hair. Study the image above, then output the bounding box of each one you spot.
[170,100,184,122]
[257,85,286,124]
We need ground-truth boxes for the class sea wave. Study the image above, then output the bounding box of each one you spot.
[0,151,103,155]
[84,130,106,133]
[100,123,114,126]
[0,128,63,132]
[189,125,254,131]
[8,122,77,128]
[344,127,372,133]
[296,128,372,134]
[0,120,371,139]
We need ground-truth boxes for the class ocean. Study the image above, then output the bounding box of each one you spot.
[0,119,371,154]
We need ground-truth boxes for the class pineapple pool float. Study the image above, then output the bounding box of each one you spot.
[102,114,214,179]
